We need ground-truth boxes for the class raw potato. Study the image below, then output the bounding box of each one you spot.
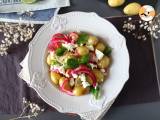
[98,56,110,69]
[95,42,106,52]
[50,72,61,85]
[87,35,99,46]
[47,54,51,65]
[76,46,89,56]
[123,2,141,15]
[73,86,86,96]
[108,0,125,7]
[93,69,105,83]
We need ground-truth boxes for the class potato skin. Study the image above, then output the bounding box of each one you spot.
[98,56,110,69]
[87,35,99,46]
[93,69,105,83]
[95,42,106,52]
[50,72,61,85]
[76,46,89,56]
[73,86,86,96]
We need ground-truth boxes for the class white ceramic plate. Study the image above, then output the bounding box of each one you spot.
[28,12,130,114]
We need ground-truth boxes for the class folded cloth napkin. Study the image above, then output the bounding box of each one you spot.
[19,52,115,120]
[0,0,70,13]
[0,0,70,24]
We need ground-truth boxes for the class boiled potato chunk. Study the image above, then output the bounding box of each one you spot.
[93,69,105,83]
[73,86,86,96]
[98,56,110,69]
[95,42,106,52]
[76,46,89,56]
[87,35,99,46]
[50,72,61,85]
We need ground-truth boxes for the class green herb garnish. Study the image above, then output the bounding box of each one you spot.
[103,46,112,56]
[50,60,59,66]
[66,58,79,68]
[90,86,100,100]
[79,54,89,64]
[55,46,67,56]
[76,33,89,45]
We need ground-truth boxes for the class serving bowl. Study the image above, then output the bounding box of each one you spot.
[28,11,130,114]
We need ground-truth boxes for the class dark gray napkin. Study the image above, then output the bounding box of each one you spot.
[0,16,159,114]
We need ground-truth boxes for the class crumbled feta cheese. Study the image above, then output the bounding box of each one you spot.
[72,74,78,78]
[100,69,105,73]
[89,63,97,69]
[82,81,90,88]
[95,49,104,60]
[79,74,90,88]
[69,78,75,87]
[51,65,65,75]
[86,45,94,51]
[80,74,86,82]
[65,73,70,77]
[62,43,75,52]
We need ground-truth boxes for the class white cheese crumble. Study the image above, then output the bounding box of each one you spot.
[51,65,65,76]
[95,49,104,60]
[69,78,75,87]
[62,43,75,52]
[79,74,90,88]
[89,63,97,69]
[86,45,94,51]
[72,74,78,78]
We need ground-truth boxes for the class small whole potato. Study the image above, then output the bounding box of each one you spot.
[98,56,110,69]
[93,69,105,83]
[50,72,61,85]
[95,42,106,52]
[76,46,89,56]
[87,35,99,46]
[108,0,125,7]
[73,86,85,96]
[47,54,51,65]
[123,2,141,15]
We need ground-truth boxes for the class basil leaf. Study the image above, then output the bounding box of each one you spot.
[67,58,79,68]
[103,46,112,56]
[55,46,67,56]
[79,54,89,64]
[90,86,100,100]
[76,33,89,45]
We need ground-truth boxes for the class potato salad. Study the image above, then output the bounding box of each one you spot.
[47,32,112,99]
